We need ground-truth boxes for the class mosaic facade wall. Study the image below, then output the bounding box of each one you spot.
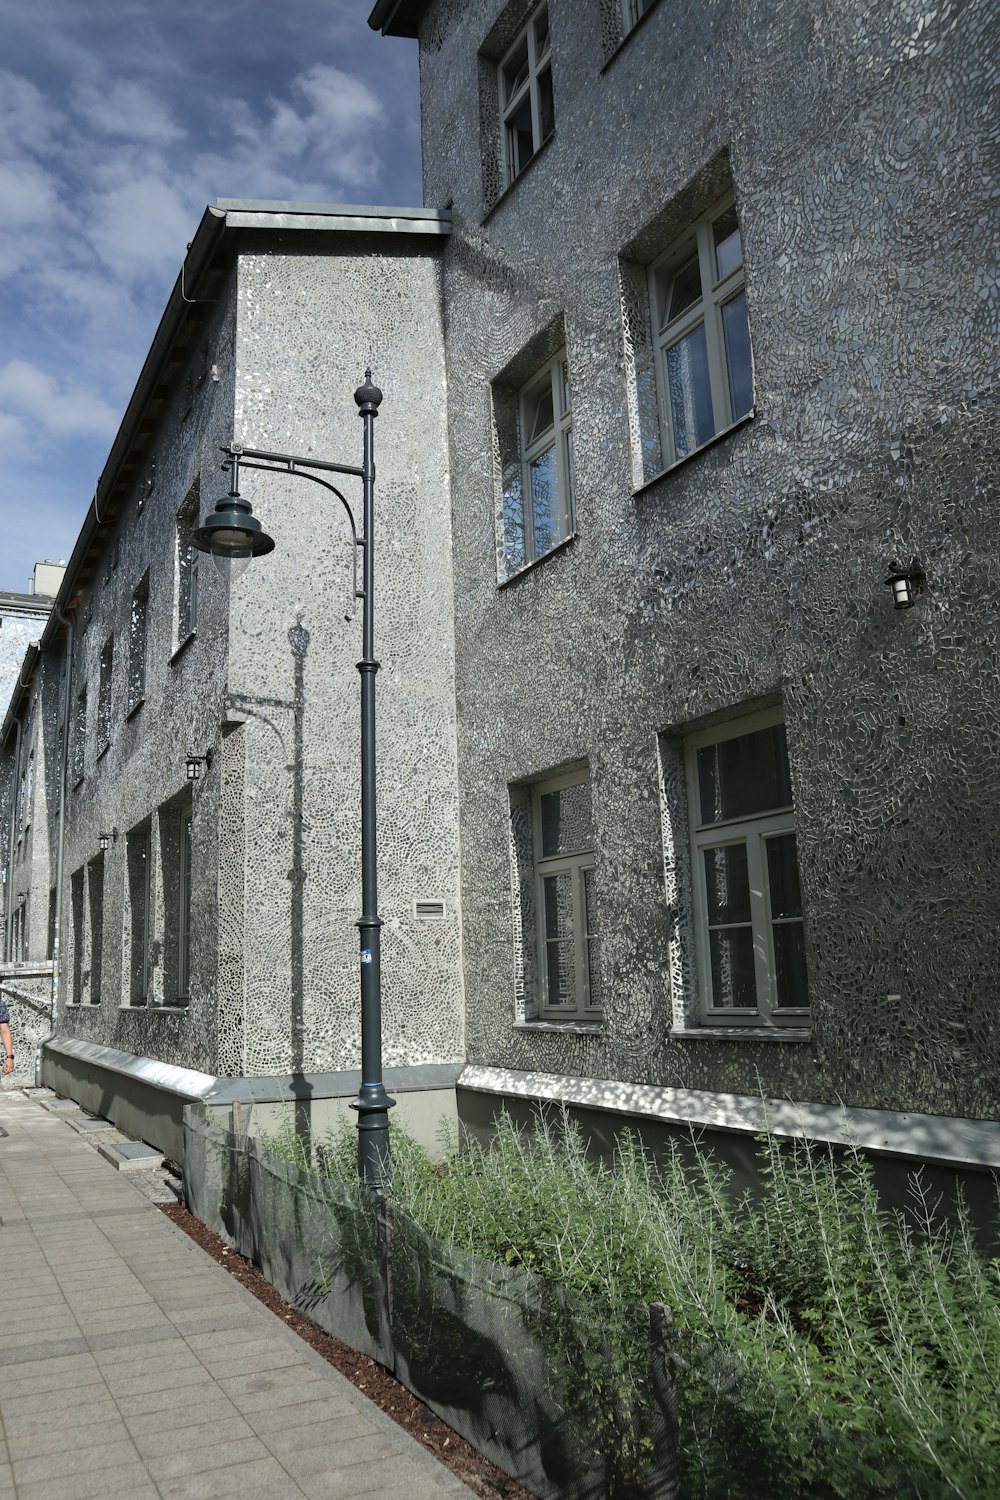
[52,270,238,1072]
[225,236,464,1075]
[413,0,1000,1118]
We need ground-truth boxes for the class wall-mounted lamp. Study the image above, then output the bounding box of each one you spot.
[186,749,213,781]
[885,559,926,610]
[98,828,118,852]
[17,892,26,907]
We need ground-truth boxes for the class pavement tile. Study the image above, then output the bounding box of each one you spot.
[129,1412,256,1459]
[243,1396,363,1437]
[12,1436,140,1486]
[144,1434,273,1481]
[15,1458,159,1500]
[121,1392,245,1435]
[5,1417,133,1462]
[157,1454,308,1499]
[1,1396,121,1439]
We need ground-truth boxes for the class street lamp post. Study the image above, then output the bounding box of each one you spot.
[193,373,396,1187]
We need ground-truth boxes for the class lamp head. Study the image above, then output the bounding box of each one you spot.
[193,447,275,582]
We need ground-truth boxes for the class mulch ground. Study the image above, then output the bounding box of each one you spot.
[159,1200,535,1500]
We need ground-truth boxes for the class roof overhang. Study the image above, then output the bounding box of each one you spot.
[367,0,426,37]
[1,643,40,748]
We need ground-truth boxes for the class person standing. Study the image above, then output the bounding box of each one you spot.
[1,996,13,1075]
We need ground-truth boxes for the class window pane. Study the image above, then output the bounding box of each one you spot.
[697,723,792,824]
[534,7,550,56]
[502,38,529,104]
[540,780,593,857]
[529,446,558,555]
[722,290,753,420]
[703,843,751,925]
[502,471,526,571]
[709,927,757,1007]
[506,96,534,177]
[773,923,809,1008]
[537,64,554,143]
[664,253,702,325]
[766,834,802,919]
[713,205,743,280]
[546,939,575,1005]
[525,380,554,445]
[543,871,573,936]
[666,323,714,458]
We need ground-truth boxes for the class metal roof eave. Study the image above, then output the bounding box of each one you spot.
[367,0,424,37]
[1,643,41,749]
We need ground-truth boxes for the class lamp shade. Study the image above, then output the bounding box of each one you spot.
[193,496,274,581]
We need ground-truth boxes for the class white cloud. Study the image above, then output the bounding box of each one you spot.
[0,360,119,442]
[73,79,186,148]
[0,411,29,453]
[0,159,59,229]
[82,171,193,280]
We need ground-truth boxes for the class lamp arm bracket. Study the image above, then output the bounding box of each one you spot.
[224,453,365,621]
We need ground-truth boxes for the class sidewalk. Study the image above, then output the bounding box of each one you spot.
[0,1089,474,1500]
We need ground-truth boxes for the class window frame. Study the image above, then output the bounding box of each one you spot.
[648,191,753,468]
[498,1,554,189]
[685,707,809,1028]
[510,351,575,570]
[126,821,153,1007]
[532,768,601,1022]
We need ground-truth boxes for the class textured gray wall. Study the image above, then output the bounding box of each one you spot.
[414,0,999,1116]
[224,235,463,1075]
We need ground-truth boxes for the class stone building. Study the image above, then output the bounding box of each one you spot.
[367,0,999,1184]
[1,203,464,1156]
[2,2,997,1192]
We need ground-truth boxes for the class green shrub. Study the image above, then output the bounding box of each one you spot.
[260,1108,999,1499]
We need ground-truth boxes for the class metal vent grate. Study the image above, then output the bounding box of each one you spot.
[414,899,446,920]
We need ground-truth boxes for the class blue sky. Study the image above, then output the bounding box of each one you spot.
[0,0,421,595]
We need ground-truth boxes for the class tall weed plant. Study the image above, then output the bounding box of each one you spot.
[260,1109,999,1499]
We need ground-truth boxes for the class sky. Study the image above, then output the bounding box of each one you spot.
[0,0,421,596]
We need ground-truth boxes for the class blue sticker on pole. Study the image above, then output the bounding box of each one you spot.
[360,949,372,964]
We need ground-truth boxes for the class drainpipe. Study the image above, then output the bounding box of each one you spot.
[4,718,22,963]
[37,616,73,1085]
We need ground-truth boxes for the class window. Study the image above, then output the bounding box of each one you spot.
[503,353,574,571]
[87,857,104,1004]
[70,867,84,1004]
[97,636,114,754]
[127,822,152,1006]
[649,194,753,466]
[686,710,808,1024]
[176,484,200,645]
[161,797,193,1007]
[72,689,86,785]
[533,770,601,1019]
[127,573,148,714]
[499,2,553,187]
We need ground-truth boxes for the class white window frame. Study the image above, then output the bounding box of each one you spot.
[514,351,574,567]
[532,768,601,1021]
[685,708,809,1027]
[498,1,553,188]
[649,191,753,467]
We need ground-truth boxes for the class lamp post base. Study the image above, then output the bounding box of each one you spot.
[351,1082,397,1189]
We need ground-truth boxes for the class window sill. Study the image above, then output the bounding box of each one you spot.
[96,743,109,762]
[170,631,196,664]
[499,531,577,589]
[483,131,557,224]
[118,1002,188,1014]
[125,696,145,722]
[515,1019,604,1036]
[72,776,84,791]
[670,1025,811,1042]
[633,410,755,499]
[600,0,665,73]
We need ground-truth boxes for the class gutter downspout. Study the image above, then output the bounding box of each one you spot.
[4,718,22,962]
[38,614,73,1085]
